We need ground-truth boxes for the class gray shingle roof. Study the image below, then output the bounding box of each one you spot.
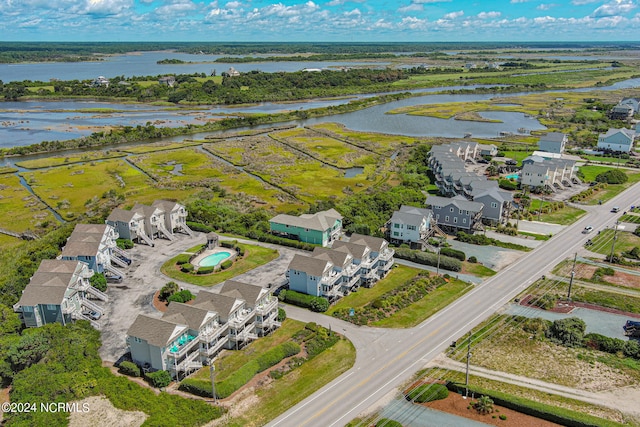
[18,285,68,306]
[60,240,101,258]
[270,209,342,232]
[106,208,137,223]
[193,290,242,318]
[539,132,566,143]
[127,314,188,348]
[287,254,332,276]
[331,240,369,259]
[219,280,267,306]
[426,195,484,213]
[349,233,387,252]
[164,302,215,331]
[312,247,351,268]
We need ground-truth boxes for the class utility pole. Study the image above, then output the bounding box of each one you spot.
[209,363,217,403]
[567,252,577,299]
[465,332,472,398]
[436,247,441,276]
[609,221,619,262]
[538,197,543,221]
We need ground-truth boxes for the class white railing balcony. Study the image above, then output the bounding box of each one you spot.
[343,263,360,277]
[381,257,395,271]
[379,249,394,261]
[362,269,377,279]
[343,273,360,288]
[320,272,342,288]
[228,309,253,328]
[199,323,229,342]
[322,285,343,299]
[169,350,201,374]
[229,326,255,343]
[167,336,199,359]
[256,312,279,328]
[256,298,278,316]
[199,336,229,356]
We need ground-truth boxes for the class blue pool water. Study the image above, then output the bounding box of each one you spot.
[505,173,520,180]
[199,251,231,267]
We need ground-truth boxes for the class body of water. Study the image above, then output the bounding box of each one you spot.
[0,51,391,83]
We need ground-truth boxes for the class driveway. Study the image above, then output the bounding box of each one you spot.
[97,232,301,362]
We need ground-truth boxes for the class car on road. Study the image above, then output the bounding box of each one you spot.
[582,226,594,234]
[611,207,620,213]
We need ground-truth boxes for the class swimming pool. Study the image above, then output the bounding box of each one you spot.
[199,251,232,267]
[505,173,520,180]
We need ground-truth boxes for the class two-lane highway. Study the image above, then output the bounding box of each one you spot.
[268,180,640,427]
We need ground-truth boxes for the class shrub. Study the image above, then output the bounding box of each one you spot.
[277,307,287,322]
[376,419,403,427]
[159,281,179,302]
[89,272,107,292]
[167,289,195,304]
[499,414,507,420]
[116,238,134,249]
[467,256,477,263]
[146,370,172,388]
[440,247,465,261]
[220,260,233,270]
[283,290,330,312]
[186,221,215,233]
[595,169,628,184]
[532,294,558,310]
[118,361,140,377]
[180,263,194,273]
[498,179,518,191]
[584,333,626,354]
[546,317,586,347]
[405,383,449,403]
[196,266,215,275]
[220,240,237,249]
[179,378,213,398]
[394,247,462,272]
[174,254,191,265]
[473,395,494,414]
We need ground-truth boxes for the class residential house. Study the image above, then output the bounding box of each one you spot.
[426,195,483,232]
[218,280,280,337]
[13,259,106,329]
[610,97,639,120]
[520,157,577,191]
[286,234,394,298]
[269,209,342,247]
[59,223,125,281]
[92,76,109,87]
[152,200,194,237]
[106,208,154,246]
[472,188,513,225]
[158,76,176,87]
[387,205,432,248]
[287,254,342,298]
[478,144,498,157]
[537,132,567,154]
[127,281,277,378]
[597,128,636,153]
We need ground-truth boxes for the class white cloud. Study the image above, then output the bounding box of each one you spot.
[327,0,365,5]
[477,11,501,19]
[83,0,133,16]
[443,10,463,19]
[572,0,599,4]
[537,3,555,10]
[592,1,636,17]
[398,3,423,12]
[510,0,529,3]
[411,0,451,3]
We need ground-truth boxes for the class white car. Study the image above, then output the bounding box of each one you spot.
[611,207,620,213]
[582,226,594,234]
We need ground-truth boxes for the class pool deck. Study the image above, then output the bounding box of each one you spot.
[191,247,236,267]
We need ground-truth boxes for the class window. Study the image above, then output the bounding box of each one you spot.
[459,209,463,214]
[445,216,450,222]
[407,225,416,231]
[463,218,467,224]
[449,207,454,212]
[393,231,399,237]
[491,202,498,208]
[46,304,57,310]
[394,223,400,228]
[434,206,441,210]
[453,217,458,223]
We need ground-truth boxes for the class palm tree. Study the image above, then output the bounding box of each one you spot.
[473,395,494,415]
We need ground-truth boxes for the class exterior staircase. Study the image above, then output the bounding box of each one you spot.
[111,255,129,268]
[136,230,154,247]
[80,297,103,313]
[179,222,194,237]
[157,223,175,241]
[85,285,109,302]
[104,264,123,281]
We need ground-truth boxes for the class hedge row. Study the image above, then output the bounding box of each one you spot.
[394,247,462,272]
[405,383,449,403]
[583,333,640,359]
[213,341,301,399]
[439,247,466,261]
[179,378,214,398]
[280,289,329,312]
[175,254,191,265]
[118,361,140,377]
[446,382,626,427]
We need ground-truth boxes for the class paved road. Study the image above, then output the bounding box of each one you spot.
[267,180,640,427]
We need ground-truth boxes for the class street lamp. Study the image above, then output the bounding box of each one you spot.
[209,362,217,403]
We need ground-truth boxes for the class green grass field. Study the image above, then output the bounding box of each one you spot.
[0,174,58,234]
[160,242,279,286]
[589,228,640,256]
[15,151,126,169]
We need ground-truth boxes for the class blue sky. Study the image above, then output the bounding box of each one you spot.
[2,0,639,42]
